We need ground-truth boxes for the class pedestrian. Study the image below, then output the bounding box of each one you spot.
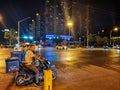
[0,44,3,48]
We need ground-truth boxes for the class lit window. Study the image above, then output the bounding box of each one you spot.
[56,5,58,7]
[58,13,61,15]
[50,15,53,18]
[46,0,50,3]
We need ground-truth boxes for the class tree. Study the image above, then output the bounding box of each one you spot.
[4,32,9,39]
[102,37,109,45]
[9,28,17,45]
[4,28,17,45]
[88,36,94,45]
[111,37,120,45]
[95,36,102,46]
[94,36,109,46]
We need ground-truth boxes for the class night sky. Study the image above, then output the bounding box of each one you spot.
[0,0,120,30]
[0,0,45,29]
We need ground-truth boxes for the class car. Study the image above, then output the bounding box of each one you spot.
[13,42,29,51]
[69,42,76,48]
[14,43,43,52]
[13,43,22,51]
[103,45,113,49]
[113,45,120,49]
[56,45,67,50]
[14,47,22,51]
[34,44,43,51]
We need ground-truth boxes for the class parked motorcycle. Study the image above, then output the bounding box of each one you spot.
[15,59,57,86]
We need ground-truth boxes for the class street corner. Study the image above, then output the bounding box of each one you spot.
[14,82,44,90]
[0,73,43,90]
[0,73,14,81]
[0,73,15,90]
[13,85,43,90]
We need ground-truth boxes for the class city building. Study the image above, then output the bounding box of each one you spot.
[29,19,35,40]
[35,13,41,41]
[29,13,46,42]
[45,0,116,45]
[45,0,71,36]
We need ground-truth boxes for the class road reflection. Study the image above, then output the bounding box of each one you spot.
[37,47,59,61]
[116,49,120,54]
[37,47,120,67]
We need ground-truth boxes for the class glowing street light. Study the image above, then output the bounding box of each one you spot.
[0,15,3,22]
[114,27,118,31]
[110,27,119,45]
[67,22,72,26]
[36,13,39,16]
[32,19,35,22]
[67,22,73,36]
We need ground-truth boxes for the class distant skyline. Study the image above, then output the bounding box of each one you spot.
[0,0,120,30]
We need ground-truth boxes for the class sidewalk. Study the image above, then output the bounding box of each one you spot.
[0,72,43,90]
[0,73,15,90]
[0,48,42,90]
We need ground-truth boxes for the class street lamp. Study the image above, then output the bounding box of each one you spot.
[18,17,30,44]
[110,27,119,45]
[67,22,73,36]
[0,16,3,22]
[0,15,3,23]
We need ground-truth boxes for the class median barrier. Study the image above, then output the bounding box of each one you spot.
[44,70,52,90]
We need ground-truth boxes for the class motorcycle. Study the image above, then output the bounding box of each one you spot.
[15,59,57,86]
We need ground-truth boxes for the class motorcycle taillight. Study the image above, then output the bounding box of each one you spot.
[15,71,19,79]
[15,71,19,75]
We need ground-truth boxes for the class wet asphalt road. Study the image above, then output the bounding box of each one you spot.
[39,47,120,90]
[38,47,120,68]
[0,47,120,90]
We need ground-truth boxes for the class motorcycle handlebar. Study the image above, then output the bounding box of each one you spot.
[21,61,28,64]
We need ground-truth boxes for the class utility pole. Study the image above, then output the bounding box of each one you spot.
[86,5,90,48]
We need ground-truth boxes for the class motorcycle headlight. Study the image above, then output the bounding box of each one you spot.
[47,61,51,64]
[51,65,56,70]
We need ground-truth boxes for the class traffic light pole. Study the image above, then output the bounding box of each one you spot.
[18,17,30,44]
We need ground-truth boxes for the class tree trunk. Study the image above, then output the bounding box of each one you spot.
[9,39,11,46]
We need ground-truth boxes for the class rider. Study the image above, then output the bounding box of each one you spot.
[25,44,43,87]
[22,44,31,61]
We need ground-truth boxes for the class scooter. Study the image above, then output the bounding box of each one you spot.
[15,59,57,86]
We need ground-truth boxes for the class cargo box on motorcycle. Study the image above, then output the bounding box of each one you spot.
[11,51,23,62]
[6,57,20,73]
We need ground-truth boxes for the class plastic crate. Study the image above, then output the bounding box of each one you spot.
[6,57,20,73]
[11,51,23,62]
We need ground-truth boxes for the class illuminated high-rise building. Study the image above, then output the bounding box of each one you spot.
[45,0,67,35]
[29,19,35,40]
[35,13,41,41]
[45,0,116,42]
